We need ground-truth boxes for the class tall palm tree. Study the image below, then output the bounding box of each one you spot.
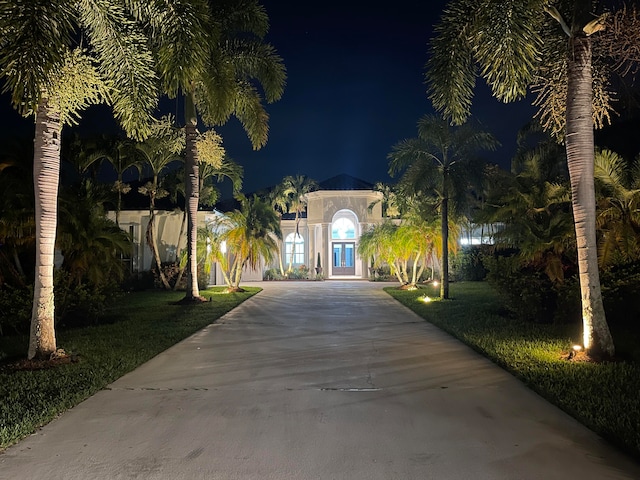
[269,185,291,277]
[152,0,286,302]
[173,132,244,290]
[425,1,640,356]
[275,175,318,272]
[135,117,185,290]
[0,1,207,360]
[388,114,498,298]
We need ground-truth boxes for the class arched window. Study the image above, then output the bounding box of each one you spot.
[331,217,356,239]
[284,232,305,265]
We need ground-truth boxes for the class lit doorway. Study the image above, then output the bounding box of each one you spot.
[332,242,355,275]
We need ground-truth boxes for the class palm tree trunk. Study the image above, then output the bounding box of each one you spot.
[441,180,450,299]
[12,248,25,279]
[411,252,421,286]
[115,174,122,229]
[172,209,187,290]
[278,242,286,276]
[28,101,60,360]
[184,92,203,301]
[565,30,614,357]
[146,200,171,290]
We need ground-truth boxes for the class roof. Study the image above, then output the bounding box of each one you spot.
[317,173,374,191]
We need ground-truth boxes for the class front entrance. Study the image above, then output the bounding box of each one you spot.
[332,242,355,275]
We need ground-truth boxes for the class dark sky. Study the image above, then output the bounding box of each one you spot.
[216,0,537,193]
[0,1,538,194]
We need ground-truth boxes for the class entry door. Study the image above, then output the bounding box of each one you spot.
[333,242,355,275]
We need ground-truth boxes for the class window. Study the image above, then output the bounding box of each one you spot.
[331,218,355,239]
[284,233,305,265]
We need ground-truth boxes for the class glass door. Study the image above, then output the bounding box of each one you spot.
[332,242,355,275]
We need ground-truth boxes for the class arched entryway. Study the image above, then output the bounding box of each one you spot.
[331,210,358,276]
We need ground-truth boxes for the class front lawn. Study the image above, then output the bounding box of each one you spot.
[0,287,259,451]
[385,281,640,460]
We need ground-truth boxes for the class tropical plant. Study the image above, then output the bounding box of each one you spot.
[594,149,640,267]
[173,132,243,290]
[388,114,498,298]
[0,140,35,286]
[269,186,290,277]
[152,0,286,302]
[368,182,401,219]
[76,135,142,228]
[0,0,204,359]
[480,143,575,284]
[135,117,185,290]
[358,211,441,289]
[204,195,281,292]
[273,175,318,273]
[56,180,131,288]
[425,0,640,356]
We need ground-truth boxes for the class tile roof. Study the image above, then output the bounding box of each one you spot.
[318,173,374,191]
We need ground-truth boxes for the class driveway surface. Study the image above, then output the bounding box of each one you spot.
[2,281,639,479]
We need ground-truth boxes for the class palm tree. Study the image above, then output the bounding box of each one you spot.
[594,149,640,267]
[152,0,286,302]
[275,175,318,272]
[0,141,35,286]
[0,1,204,359]
[86,136,142,228]
[173,133,244,290]
[135,117,185,290]
[269,186,291,277]
[207,195,281,292]
[480,148,575,284]
[425,1,640,357]
[358,213,440,289]
[57,180,131,287]
[388,114,498,298]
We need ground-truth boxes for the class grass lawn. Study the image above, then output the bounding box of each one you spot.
[0,286,259,451]
[385,281,640,461]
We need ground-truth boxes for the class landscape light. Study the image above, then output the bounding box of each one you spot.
[420,295,432,303]
[567,344,582,360]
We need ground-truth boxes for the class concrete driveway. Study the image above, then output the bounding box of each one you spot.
[1,281,639,479]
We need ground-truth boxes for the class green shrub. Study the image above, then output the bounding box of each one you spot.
[54,270,123,329]
[452,245,490,281]
[371,265,393,281]
[263,268,283,280]
[0,285,32,336]
[483,253,557,323]
[601,261,640,324]
[286,266,309,280]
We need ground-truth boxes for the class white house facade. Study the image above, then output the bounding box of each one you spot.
[280,180,384,279]
[112,174,385,283]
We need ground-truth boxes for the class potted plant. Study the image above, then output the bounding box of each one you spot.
[315,252,322,275]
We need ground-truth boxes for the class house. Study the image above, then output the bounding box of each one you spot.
[112,173,384,282]
[280,174,383,279]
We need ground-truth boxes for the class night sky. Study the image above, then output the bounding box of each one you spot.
[219,0,537,193]
[0,1,539,194]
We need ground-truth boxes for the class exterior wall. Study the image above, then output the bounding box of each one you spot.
[109,209,263,285]
[112,188,385,282]
[305,190,383,279]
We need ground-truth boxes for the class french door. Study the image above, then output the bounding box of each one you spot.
[332,242,355,275]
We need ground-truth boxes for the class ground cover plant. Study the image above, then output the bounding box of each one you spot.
[385,282,640,460]
[0,287,259,451]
